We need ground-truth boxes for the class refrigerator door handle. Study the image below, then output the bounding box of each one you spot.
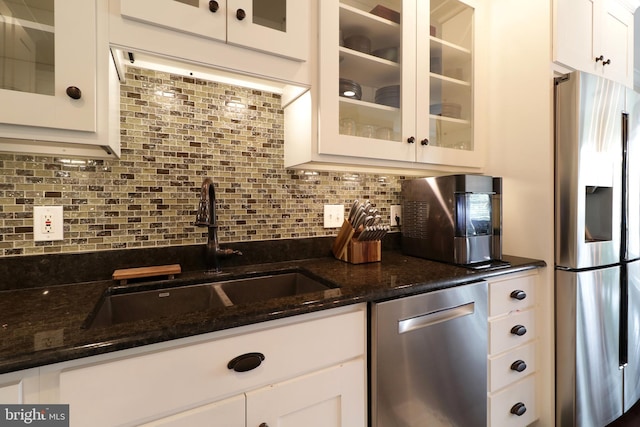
[622,111,629,260]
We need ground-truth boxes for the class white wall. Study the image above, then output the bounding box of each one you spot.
[486,1,555,425]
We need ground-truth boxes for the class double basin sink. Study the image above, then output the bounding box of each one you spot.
[86,269,337,329]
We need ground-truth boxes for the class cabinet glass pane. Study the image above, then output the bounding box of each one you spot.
[0,0,54,95]
[338,0,402,142]
[253,0,286,32]
[429,0,473,150]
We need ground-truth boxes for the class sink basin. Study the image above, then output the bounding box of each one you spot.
[87,282,231,329]
[218,271,332,305]
[85,269,335,329]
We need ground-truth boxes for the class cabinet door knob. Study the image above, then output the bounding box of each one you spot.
[66,86,82,100]
[510,359,527,372]
[420,138,429,146]
[407,136,415,144]
[259,423,269,427]
[209,1,219,12]
[603,59,611,66]
[227,352,265,372]
[595,55,604,62]
[510,324,527,336]
[510,289,527,300]
[510,402,527,416]
[236,8,246,20]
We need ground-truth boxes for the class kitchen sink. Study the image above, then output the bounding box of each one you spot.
[85,270,335,328]
[218,271,332,305]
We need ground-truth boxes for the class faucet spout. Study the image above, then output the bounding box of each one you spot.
[194,178,242,272]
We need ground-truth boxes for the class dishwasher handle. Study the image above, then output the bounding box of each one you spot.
[398,302,475,334]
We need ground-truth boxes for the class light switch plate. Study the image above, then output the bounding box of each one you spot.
[323,204,344,228]
[33,206,64,241]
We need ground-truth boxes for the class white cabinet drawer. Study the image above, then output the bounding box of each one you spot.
[489,308,535,355]
[489,375,536,427]
[58,306,366,427]
[489,342,536,392]
[488,273,536,318]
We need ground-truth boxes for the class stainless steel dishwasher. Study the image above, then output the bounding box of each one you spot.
[371,281,488,426]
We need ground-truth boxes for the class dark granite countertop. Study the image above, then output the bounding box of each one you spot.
[0,250,545,375]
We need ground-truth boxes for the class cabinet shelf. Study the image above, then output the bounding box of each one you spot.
[432,0,471,23]
[340,97,400,127]
[430,114,470,125]
[339,3,400,48]
[339,47,400,87]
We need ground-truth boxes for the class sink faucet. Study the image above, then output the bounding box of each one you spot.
[194,177,242,272]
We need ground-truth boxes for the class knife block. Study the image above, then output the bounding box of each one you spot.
[332,220,381,264]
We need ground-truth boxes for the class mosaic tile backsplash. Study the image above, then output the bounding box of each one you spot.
[0,66,403,257]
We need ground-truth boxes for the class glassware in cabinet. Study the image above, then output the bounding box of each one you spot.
[338,1,402,142]
[428,0,473,150]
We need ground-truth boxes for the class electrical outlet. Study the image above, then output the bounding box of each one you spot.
[323,204,345,228]
[33,206,64,242]
[33,329,64,351]
[390,205,402,227]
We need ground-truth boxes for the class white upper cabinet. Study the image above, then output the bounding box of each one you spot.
[0,0,120,158]
[554,0,634,86]
[0,0,95,131]
[109,0,312,87]
[286,0,485,173]
[117,0,309,62]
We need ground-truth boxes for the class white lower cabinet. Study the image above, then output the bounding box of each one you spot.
[0,368,39,404]
[487,271,539,427]
[140,395,245,427]
[246,359,365,427]
[42,304,366,427]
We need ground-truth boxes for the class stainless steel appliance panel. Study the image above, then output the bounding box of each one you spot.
[555,72,624,269]
[402,174,501,265]
[556,266,623,427]
[625,89,640,261]
[371,281,487,426]
[625,259,640,411]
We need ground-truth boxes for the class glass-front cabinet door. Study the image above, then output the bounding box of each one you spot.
[318,0,481,169]
[0,0,96,132]
[119,0,309,61]
[319,0,414,163]
[416,0,477,167]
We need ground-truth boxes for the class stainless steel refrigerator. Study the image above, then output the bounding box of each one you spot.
[555,70,640,427]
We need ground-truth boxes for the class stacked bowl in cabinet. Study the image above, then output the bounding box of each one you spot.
[487,271,538,427]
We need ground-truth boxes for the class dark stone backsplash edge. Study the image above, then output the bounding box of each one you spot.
[0,234,402,291]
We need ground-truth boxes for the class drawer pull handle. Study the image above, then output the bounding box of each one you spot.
[510,402,527,416]
[510,289,527,300]
[228,352,265,372]
[510,359,527,372]
[510,325,527,336]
